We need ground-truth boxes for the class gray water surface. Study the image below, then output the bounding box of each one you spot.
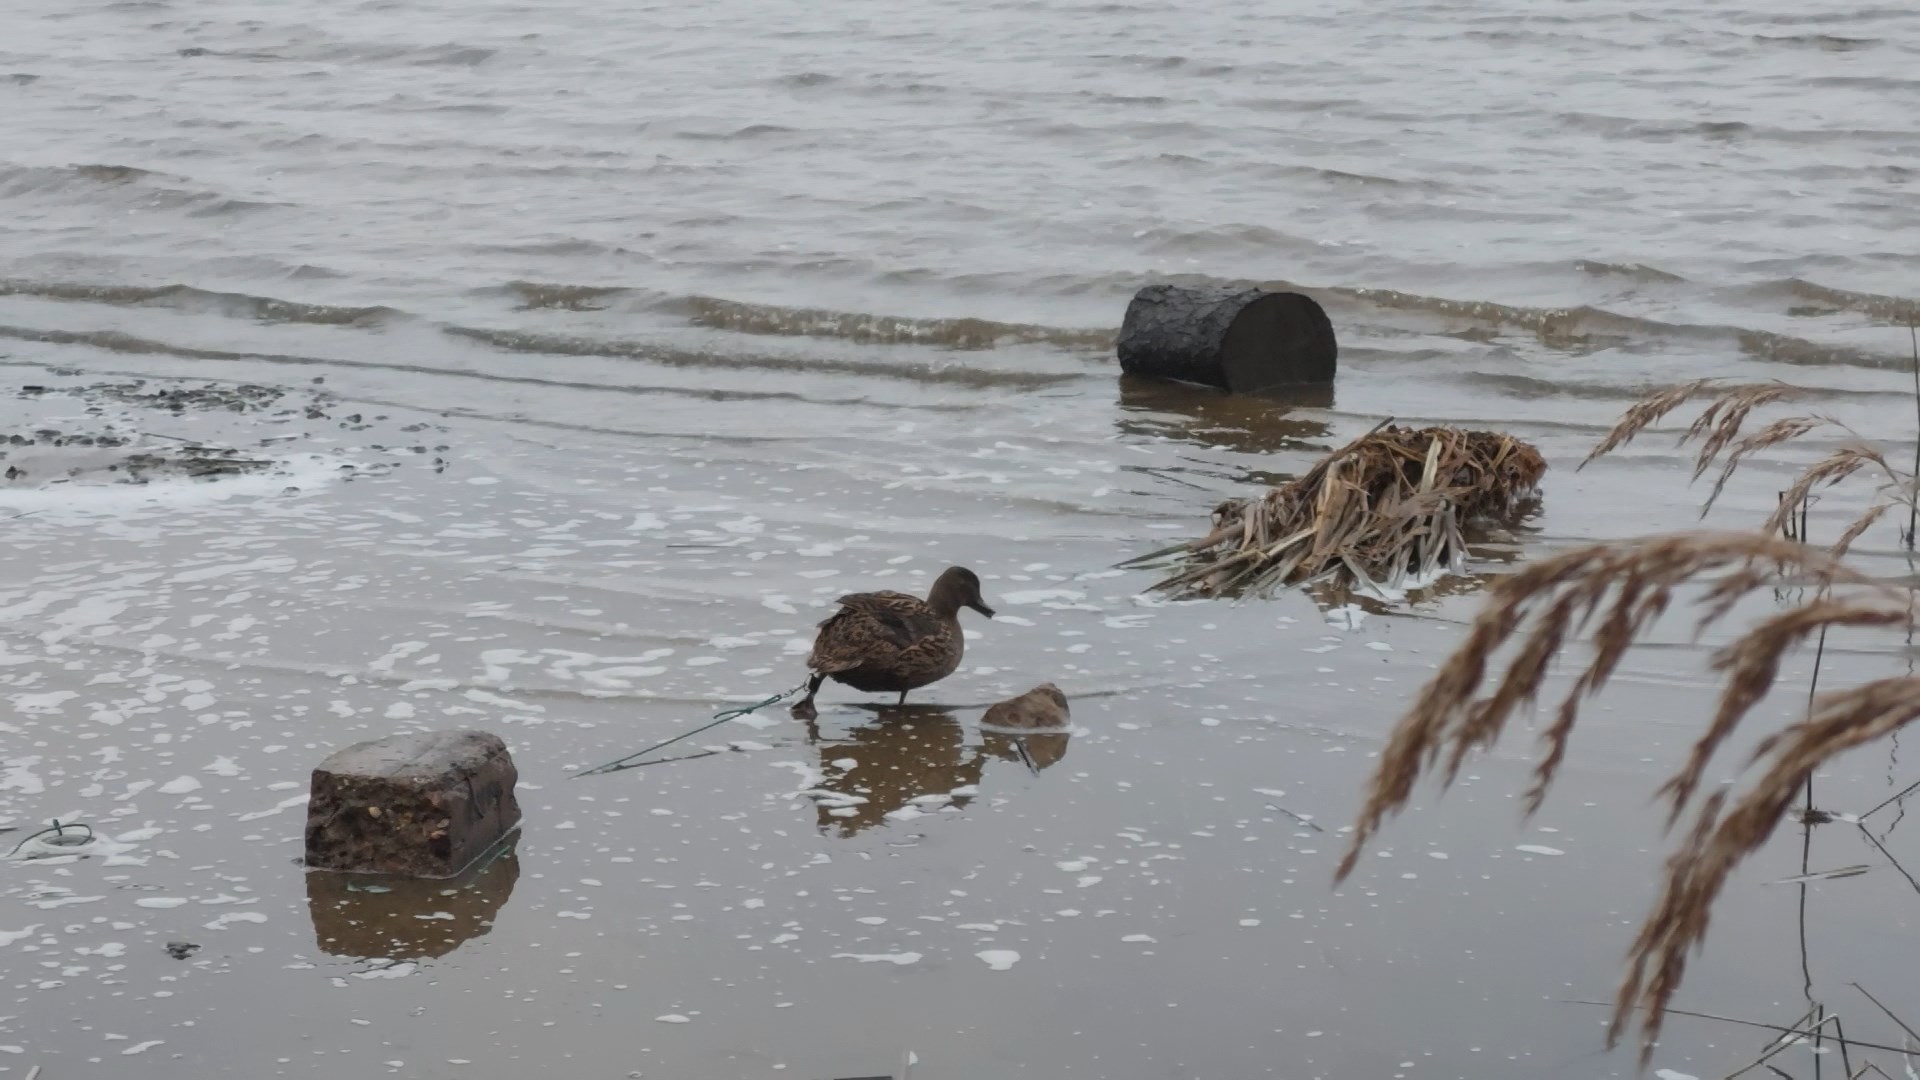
[4,1,1920,1076]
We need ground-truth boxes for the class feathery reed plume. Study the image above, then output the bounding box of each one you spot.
[1335,530,1914,1059]
[1659,598,1912,822]
[1683,382,1803,478]
[1618,674,1920,1058]
[1833,502,1893,559]
[1582,380,1801,470]
[1142,425,1545,599]
[1588,381,1916,548]
[1336,532,1869,880]
[1760,444,1900,539]
[1908,322,1919,547]
[1700,415,1832,515]
[1582,379,1717,466]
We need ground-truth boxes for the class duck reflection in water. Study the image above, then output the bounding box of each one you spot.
[803,703,1073,836]
[306,833,519,962]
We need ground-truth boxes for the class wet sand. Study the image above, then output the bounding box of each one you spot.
[3,370,1918,1079]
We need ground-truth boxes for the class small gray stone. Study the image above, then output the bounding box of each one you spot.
[304,730,520,878]
[980,683,1071,730]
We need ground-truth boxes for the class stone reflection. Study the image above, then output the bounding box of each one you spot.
[984,730,1072,772]
[1114,375,1332,457]
[306,833,520,960]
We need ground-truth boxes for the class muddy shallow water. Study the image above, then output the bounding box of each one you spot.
[5,0,1920,1075]
[2,369,1917,1080]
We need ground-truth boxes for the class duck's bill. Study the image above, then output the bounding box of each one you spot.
[974,603,996,618]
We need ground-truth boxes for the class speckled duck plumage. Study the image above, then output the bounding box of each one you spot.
[790,566,994,720]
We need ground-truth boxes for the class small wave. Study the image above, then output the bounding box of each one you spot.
[0,279,399,326]
[675,124,799,141]
[0,325,944,405]
[1750,32,1880,51]
[501,281,634,311]
[409,45,497,66]
[1556,112,1908,146]
[1574,260,1686,284]
[679,296,1115,352]
[1558,113,1757,141]
[1776,279,1920,324]
[1326,285,1585,337]
[177,46,307,61]
[847,79,952,98]
[71,163,158,184]
[0,163,281,216]
[196,40,504,66]
[1108,52,1191,70]
[1229,96,1366,115]
[1136,223,1314,258]
[1803,76,1920,91]
[1458,370,1885,405]
[1079,91,1172,107]
[1320,284,1909,370]
[0,163,152,196]
[1734,329,1902,369]
[1204,160,1450,192]
[774,71,838,89]
[184,198,283,218]
[475,238,642,258]
[447,325,1084,388]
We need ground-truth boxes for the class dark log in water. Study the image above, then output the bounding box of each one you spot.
[1116,284,1337,393]
[305,730,521,878]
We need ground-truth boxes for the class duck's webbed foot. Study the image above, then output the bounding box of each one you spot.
[790,674,824,722]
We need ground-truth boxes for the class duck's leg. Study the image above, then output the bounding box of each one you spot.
[790,674,824,722]
[897,690,908,706]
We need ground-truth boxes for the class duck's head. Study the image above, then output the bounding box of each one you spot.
[928,566,994,619]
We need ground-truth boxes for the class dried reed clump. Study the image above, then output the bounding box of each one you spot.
[1144,425,1545,598]
[1332,530,1911,1058]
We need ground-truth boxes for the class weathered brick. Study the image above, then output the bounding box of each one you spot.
[305,730,520,878]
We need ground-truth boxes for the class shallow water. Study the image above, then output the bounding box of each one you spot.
[4,0,1920,1075]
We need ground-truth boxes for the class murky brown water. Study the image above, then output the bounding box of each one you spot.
[5,0,1920,1076]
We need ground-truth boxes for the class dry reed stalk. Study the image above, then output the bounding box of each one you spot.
[1615,675,1920,1057]
[1659,598,1912,821]
[1333,530,1918,1060]
[1582,380,1799,469]
[1341,370,1920,1067]
[1701,415,1831,514]
[1146,425,1545,598]
[1586,380,1918,551]
[1761,444,1902,539]
[1581,379,1718,465]
[1683,382,1804,477]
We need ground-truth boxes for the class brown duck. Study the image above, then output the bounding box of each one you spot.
[790,566,994,720]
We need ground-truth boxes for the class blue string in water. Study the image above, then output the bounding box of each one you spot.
[573,682,806,778]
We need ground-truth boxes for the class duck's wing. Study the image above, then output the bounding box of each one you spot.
[808,592,944,672]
